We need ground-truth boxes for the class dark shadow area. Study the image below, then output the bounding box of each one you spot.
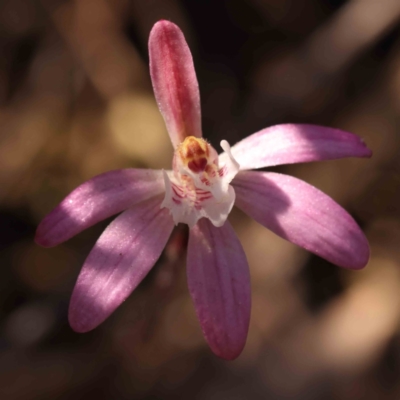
[297,256,345,313]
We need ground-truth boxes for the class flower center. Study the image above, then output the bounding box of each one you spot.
[178,136,209,173]
[161,136,240,228]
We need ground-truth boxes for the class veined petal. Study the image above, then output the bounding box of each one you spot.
[233,171,369,269]
[187,219,251,360]
[162,170,200,228]
[219,124,372,170]
[162,170,235,228]
[69,196,174,333]
[35,169,165,247]
[149,20,202,147]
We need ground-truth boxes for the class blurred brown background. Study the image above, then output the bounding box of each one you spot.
[0,0,399,399]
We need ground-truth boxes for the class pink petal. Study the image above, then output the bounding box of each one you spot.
[224,124,372,170]
[233,171,369,269]
[69,196,174,332]
[149,20,202,147]
[35,169,164,247]
[187,219,251,360]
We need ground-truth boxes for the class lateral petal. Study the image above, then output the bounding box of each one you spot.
[68,196,174,332]
[233,171,370,269]
[35,169,165,247]
[187,219,251,360]
[149,20,202,147]
[219,124,372,170]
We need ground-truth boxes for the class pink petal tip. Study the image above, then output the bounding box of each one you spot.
[149,20,202,147]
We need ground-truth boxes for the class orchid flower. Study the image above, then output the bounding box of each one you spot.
[35,20,371,360]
